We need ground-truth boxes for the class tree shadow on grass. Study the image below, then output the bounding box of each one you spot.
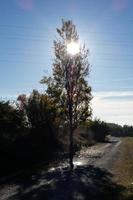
[7,165,126,200]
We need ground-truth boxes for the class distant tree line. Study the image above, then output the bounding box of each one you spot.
[107,123,133,137]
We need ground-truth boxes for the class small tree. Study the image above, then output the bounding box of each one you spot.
[41,20,92,169]
[17,90,59,156]
[17,90,58,130]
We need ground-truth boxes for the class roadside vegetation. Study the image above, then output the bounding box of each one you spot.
[0,95,110,177]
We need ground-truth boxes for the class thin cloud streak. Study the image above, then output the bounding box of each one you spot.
[93,78,133,84]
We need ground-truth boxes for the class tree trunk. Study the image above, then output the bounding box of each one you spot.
[69,99,74,170]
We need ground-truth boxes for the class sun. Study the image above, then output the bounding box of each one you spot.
[67,41,80,55]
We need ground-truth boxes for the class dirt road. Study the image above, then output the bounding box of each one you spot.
[74,138,121,169]
[0,138,123,200]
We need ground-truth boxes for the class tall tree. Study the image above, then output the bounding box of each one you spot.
[41,20,92,169]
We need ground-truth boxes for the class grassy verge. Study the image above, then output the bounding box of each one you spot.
[111,137,133,199]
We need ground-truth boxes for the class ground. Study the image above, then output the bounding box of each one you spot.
[0,137,133,200]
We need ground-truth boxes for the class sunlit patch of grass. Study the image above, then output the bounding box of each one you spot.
[112,137,133,198]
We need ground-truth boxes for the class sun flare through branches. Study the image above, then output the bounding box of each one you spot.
[67,41,80,55]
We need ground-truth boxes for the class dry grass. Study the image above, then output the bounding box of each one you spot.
[112,137,133,198]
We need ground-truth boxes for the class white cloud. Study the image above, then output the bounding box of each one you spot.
[92,91,133,126]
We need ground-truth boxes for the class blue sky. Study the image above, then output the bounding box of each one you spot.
[0,0,133,125]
